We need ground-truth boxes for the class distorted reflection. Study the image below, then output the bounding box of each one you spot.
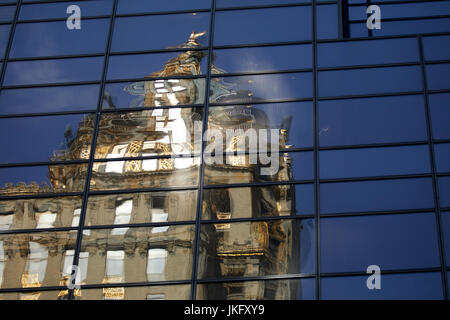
[0,197,82,230]
[78,284,191,300]
[85,190,197,226]
[0,31,312,300]
[79,225,195,285]
[198,219,314,283]
[0,232,77,289]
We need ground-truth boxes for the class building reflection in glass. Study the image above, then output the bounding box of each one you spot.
[0,31,312,300]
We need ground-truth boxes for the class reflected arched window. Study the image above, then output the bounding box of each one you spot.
[105,250,124,283]
[111,199,132,235]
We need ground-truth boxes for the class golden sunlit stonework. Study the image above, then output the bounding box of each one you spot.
[0,32,304,300]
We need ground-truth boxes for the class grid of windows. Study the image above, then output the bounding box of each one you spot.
[0,0,449,300]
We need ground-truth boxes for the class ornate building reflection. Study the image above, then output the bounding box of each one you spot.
[0,32,308,300]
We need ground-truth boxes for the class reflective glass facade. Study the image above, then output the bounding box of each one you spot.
[0,0,449,300]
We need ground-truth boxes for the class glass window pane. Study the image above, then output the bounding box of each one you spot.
[435,143,450,173]
[197,278,316,300]
[204,151,314,185]
[208,102,313,149]
[317,4,338,40]
[79,225,195,285]
[426,64,450,91]
[321,213,440,273]
[322,272,443,300]
[117,0,210,14]
[198,219,315,279]
[0,24,11,58]
[318,38,419,68]
[0,5,14,22]
[0,231,77,289]
[214,7,312,46]
[319,95,427,147]
[350,2,450,20]
[0,114,93,164]
[79,284,191,300]
[86,190,197,226]
[441,212,450,266]
[107,51,208,80]
[102,78,206,109]
[318,66,422,97]
[0,196,82,231]
[210,73,313,103]
[355,18,450,37]
[19,0,112,20]
[430,93,450,140]
[94,109,203,159]
[320,178,434,214]
[212,45,312,73]
[438,177,450,208]
[4,57,103,86]
[0,85,99,115]
[112,13,210,53]
[0,164,87,196]
[10,19,109,58]
[320,145,430,179]
[90,158,200,191]
[217,0,310,8]
[202,184,314,220]
[423,35,450,61]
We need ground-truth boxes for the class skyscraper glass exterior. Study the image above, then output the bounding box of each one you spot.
[0,0,449,300]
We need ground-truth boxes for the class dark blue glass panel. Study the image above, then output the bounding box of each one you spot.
[10,19,109,58]
[209,101,313,149]
[0,114,93,164]
[212,45,312,73]
[423,35,450,61]
[441,212,450,266]
[318,95,427,146]
[430,93,450,140]
[117,0,210,14]
[217,0,309,7]
[318,38,419,68]
[4,57,103,86]
[320,145,430,179]
[317,4,338,40]
[0,24,11,58]
[19,0,113,20]
[426,64,450,91]
[0,5,14,22]
[107,51,208,80]
[295,184,314,215]
[318,66,422,97]
[321,213,440,273]
[112,13,210,53]
[438,177,450,208]
[322,273,443,300]
[290,151,314,180]
[210,73,313,103]
[350,2,450,20]
[0,164,87,196]
[0,85,99,115]
[362,18,450,37]
[435,143,450,173]
[102,78,206,109]
[320,178,434,214]
[214,7,312,46]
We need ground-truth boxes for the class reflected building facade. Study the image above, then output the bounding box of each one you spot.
[0,31,305,300]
